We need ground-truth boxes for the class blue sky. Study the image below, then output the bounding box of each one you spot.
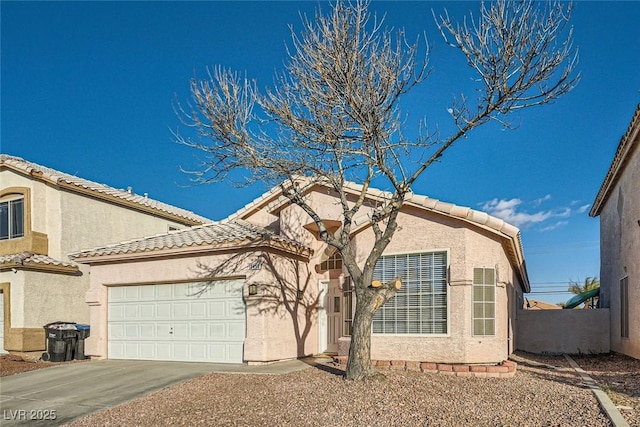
[2,1,639,304]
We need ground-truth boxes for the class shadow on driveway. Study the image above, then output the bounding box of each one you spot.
[0,358,311,426]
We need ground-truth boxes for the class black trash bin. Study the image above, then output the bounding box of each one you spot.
[74,324,90,360]
[42,322,77,362]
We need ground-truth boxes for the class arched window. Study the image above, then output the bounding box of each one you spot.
[320,251,343,271]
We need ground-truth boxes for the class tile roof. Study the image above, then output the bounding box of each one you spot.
[70,219,311,260]
[227,177,529,291]
[0,154,211,225]
[0,252,78,270]
[590,104,640,217]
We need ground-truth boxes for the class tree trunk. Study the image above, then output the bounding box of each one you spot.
[345,283,386,381]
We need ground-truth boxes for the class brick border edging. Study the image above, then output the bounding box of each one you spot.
[332,356,517,378]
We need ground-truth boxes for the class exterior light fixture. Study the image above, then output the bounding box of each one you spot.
[296,290,304,300]
[248,284,258,296]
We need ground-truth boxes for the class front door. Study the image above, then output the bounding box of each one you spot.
[318,279,343,354]
[326,280,342,353]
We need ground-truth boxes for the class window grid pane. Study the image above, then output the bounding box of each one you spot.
[372,252,448,335]
[472,268,496,337]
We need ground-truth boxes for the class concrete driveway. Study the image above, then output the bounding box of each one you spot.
[0,358,310,426]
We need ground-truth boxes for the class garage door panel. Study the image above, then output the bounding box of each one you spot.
[190,323,208,339]
[125,286,140,300]
[156,302,171,318]
[191,301,207,317]
[109,341,125,358]
[124,305,139,319]
[139,303,155,318]
[174,302,189,317]
[108,281,245,363]
[140,342,156,358]
[209,301,226,317]
[228,322,245,340]
[125,324,140,339]
[156,285,173,300]
[228,344,243,361]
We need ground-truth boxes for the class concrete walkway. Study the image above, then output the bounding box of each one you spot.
[0,359,311,426]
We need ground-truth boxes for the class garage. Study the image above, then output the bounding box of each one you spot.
[108,279,245,363]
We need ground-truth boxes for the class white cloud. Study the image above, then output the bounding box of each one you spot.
[539,221,569,232]
[480,196,591,230]
[481,198,552,228]
[533,194,552,207]
[576,204,590,213]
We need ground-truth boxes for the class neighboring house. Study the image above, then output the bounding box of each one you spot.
[71,179,530,365]
[523,299,561,310]
[0,155,211,353]
[590,104,640,359]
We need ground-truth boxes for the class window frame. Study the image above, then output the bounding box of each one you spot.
[320,251,343,271]
[472,267,497,337]
[342,277,354,336]
[0,194,25,241]
[371,249,450,336]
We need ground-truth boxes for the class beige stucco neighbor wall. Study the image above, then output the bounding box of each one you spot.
[516,309,610,354]
[1,169,204,351]
[598,140,640,359]
[58,190,189,259]
[84,250,319,363]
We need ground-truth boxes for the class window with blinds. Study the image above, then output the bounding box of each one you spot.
[372,251,448,335]
[473,267,496,336]
[621,277,629,339]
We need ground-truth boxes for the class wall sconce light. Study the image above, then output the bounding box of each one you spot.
[248,284,258,296]
[296,290,304,300]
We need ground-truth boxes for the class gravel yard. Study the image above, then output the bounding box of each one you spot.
[0,353,85,376]
[4,351,637,426]
[63,352,640,427]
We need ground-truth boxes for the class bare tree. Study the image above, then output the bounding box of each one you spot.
[175,0,579,380]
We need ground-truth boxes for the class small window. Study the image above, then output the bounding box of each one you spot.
[621,277,629,338]
[0,196,24,240]
[320,252,343,271]
[473,268,496,336]
[343,277,353,336]
[333,296,341,313]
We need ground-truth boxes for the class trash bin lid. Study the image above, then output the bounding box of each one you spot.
[76,324,90,330]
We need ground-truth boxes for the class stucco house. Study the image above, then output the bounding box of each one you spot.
[0,155,211,353]
[71,179,529,366]
[590,104,640,359]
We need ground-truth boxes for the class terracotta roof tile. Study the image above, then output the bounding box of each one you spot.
[69,219,311,259]
[0,154,211,224]
[0,252,78,269]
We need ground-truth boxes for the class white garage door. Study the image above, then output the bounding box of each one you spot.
[108,280,245,363]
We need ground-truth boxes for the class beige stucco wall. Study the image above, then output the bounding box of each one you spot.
[58,190,190,259]
[84,250,319,363]
[516,309,610,354]
[599,138,640,359]
[83,186,524,365]
[356,207,517,364]
[0,269,89,328]
[275,193,521,364]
